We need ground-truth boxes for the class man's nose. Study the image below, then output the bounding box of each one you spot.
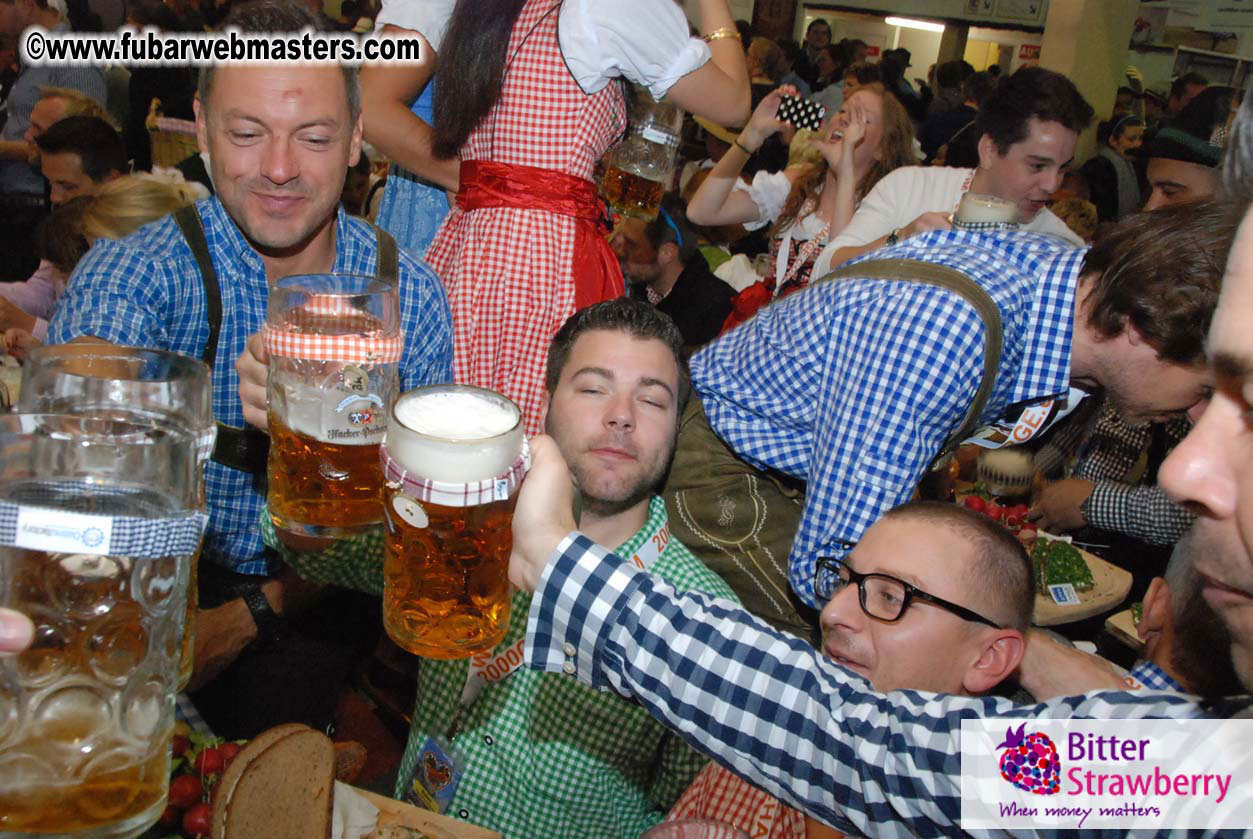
[604,391,635,429]
[1159,405,1235,519]
[819,581,863,628]
[261,139,297,184]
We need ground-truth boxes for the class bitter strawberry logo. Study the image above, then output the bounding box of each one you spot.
[997,723,1061,795]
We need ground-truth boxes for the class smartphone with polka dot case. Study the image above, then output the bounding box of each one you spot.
[776,94,825,132]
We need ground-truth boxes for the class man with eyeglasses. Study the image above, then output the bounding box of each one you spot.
[505,425,1248,837]
[667,500,1055,838]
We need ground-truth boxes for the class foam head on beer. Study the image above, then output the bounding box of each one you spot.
[389,386,524,483]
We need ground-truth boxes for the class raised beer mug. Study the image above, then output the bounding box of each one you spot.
[380,385,529,659]
[264,274,402,539]
[601,87,683,221]
[0,413,206,839]
[17,345,215,692]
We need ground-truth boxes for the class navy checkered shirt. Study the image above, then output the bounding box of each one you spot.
[690,228,1089,608]
[527,532,1236,838]
[47,197,454,574]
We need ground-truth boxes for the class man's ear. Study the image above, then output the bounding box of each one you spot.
[1139,576,1171,638]
[963,630,1026,695]
[193,93,208,155]
[976,132,999,171]
[657,241,680,267]
[347,111,364,168]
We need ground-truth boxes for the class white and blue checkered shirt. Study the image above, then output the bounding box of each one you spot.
[47,197,454,574]
[527,533,1234,839]
[691,229,1089,608]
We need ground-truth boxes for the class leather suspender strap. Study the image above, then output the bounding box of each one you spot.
[173,204,270,478]
[173,205,223,368]
[373,223,398,285]
[817,258,1003,457]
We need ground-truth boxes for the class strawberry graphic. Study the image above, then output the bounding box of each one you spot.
[997,723,1061,795]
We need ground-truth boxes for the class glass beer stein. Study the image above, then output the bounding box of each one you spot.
[0,413,206,839]
[264,274,402,540]
[601,87,683,221]
[17,345,215,692]
[380,385,528,659]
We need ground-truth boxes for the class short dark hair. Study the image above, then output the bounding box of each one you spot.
[34,116,126,182]
[806,18,830,35]
[846,62,881,86]
[545,298,691,416]
[128,0,181,28]
[198,0,359,121]
[961,71,996,108]
[881,501,1034,632]
[1170,72,1208,101]
[976,67,1094,154]
[936,59,974,91]
[1081,199,1240,364]
[642,196,699,265]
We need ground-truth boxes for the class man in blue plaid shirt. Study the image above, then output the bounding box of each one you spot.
[664,201,1236,638]
[46,0,453,726]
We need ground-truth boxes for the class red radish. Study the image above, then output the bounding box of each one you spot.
[194,747,224,776]
[183,802,212,836]
[168,773,203,808]
[218,741,242,767]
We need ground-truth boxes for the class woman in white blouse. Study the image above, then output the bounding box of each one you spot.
[687,83,916,332]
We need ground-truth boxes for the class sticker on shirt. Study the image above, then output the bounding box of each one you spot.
[403,736,466,814]
[965,387,1090,450]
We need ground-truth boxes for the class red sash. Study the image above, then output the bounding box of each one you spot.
[456,160,624,309]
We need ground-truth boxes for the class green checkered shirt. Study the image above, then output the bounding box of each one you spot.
[263,496,738,839]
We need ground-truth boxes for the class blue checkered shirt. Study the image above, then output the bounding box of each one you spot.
[526,533,1237,838]
[690,229,1088,608]
[1127,660,1184,693]
[47,197,454,574]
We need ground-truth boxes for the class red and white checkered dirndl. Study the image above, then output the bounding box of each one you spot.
[425,0,627,436]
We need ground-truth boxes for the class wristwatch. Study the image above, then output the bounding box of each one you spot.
[240,583,285,646]
[886,228,900,246]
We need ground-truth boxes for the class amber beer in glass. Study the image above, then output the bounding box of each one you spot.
[600,88,682,221]
[0,414,203,839]
[266,274,402,540]
[381,385,526,659]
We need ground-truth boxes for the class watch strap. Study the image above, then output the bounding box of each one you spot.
[241,583,285,645]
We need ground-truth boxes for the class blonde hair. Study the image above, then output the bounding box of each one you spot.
[747,37,784,82]
[37,85,117,130]
[81,175,201,241]
[773,84,917,236]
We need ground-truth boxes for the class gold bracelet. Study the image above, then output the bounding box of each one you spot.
[703,26,738,43]
[734,137,756,155]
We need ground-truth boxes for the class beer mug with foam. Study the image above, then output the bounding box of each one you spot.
[380,385,529,659]
[18,345,215,692]
[0,413,206,839]
[601,87,683,221]
[264,274,402,540]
